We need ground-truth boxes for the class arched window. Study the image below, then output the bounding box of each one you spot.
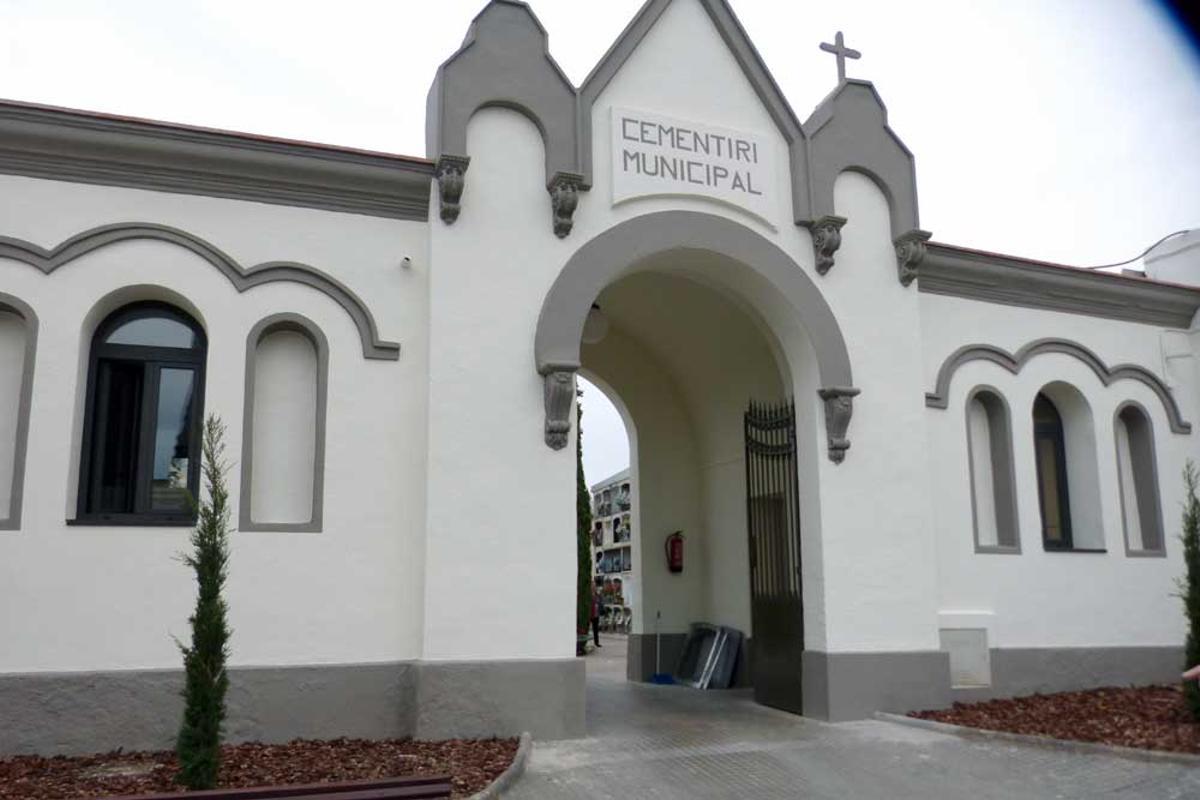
[76,302,206,524]
[965,389,1018,552]
[1114,403,1165,555]
[239,314,328,532]
[1032,393,1072,549]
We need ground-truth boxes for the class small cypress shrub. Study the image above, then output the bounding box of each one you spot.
[1181,461,1200,720]
[176,415,233,790]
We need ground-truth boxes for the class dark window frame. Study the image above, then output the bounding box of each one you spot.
[1033,394,1074,551]
[74,302,207,526]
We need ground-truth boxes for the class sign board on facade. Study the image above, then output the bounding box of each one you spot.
[611,107,774,223]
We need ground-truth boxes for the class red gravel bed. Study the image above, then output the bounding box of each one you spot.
[911,685,1200,754]
[0,737,518,799]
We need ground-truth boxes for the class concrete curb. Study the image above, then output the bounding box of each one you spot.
[876,712,1200,766]
[467,731,533,799]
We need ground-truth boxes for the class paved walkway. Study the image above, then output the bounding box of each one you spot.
[507,634,1200,799]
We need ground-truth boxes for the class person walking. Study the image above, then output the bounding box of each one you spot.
[590,586,603,648]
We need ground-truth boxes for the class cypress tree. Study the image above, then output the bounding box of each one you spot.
[576,390,594,642]
[176,415,233,790]
[1181,460,1200,720]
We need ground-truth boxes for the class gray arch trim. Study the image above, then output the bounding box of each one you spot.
[926,338,1192,435]
[0,223,400,361]
[535,210,851,384]
[535,210,856,458]
[0,294,37,531]
[239,313,329,533]
[426,0,578,185]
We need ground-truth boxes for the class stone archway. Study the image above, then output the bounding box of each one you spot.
[534,210,858,465]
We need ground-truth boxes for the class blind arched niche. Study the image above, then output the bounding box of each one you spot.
[0,295,37,531]
[965,387,1019,552]
[1114,402,1165,556]
[240,313,328,532]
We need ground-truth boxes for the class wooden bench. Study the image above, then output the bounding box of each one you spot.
[104,775,453,799]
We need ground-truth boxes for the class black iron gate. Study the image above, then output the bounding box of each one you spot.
[744,399,804,714]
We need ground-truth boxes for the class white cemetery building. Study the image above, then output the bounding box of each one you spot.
[1,0,1199,754]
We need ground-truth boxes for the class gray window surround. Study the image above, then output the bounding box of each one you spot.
[0,99,434,221]
[926,338,1192,435]
[0,294,37,531]
[0,222,400,361]
[1113,401,1166,558]
[964,387,1020,554]
[239,313,329,534]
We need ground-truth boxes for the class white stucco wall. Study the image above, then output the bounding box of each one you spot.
[922,292,1194,649]
[0,174,429,672]
[422,109,577,662]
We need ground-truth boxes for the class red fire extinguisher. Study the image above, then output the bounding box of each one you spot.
[665,531,684,574]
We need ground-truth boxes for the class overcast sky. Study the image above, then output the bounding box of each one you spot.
[3,0,1198,484]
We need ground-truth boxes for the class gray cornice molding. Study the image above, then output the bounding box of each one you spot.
[578,0,814,222]
[0,101,434,220]
[926,338,1192,435]
[0,293,37,531]
[0,223,400,361]
[919,242,1200,329]
[803,80,919,241]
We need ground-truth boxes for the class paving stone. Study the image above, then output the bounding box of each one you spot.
[507,635,1200,799]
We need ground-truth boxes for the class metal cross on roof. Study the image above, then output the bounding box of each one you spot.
[819,31,861,83]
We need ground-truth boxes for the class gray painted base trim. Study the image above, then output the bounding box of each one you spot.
[415,659,584,741]
[468,731,533,800]
[952,646,1184,704]
[803,650,953,722]
[0,658,585,756]
[879,712,1200,766]
[0,662,416,756]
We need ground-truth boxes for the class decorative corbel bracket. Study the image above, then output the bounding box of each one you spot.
[817,386,861,464]
[807,215,847,276]
[894,229,932,287]
[541,366,578,450]
[549,171,584,239]
[435,155,470,224]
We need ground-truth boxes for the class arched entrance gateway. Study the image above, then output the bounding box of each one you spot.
[418,0,960,740]
[536,211,855,715]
